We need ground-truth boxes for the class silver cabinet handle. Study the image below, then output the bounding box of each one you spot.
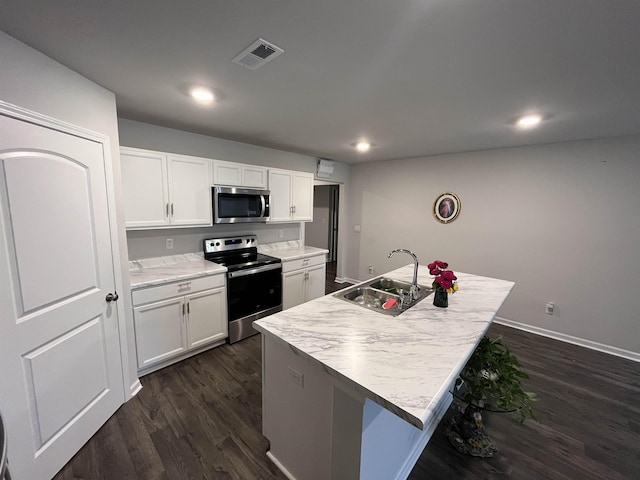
[171,203,174,217]
[166,203,170,217]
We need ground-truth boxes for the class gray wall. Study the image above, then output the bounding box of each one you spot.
[345,135,640,354]
[127,223,300,259]
[0,31,138,395]
[305,185,331,250]
[118,118,350,182]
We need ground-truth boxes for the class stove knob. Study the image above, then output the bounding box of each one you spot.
[216,242,220,246]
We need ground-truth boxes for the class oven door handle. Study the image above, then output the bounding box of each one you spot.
[228,263,282,278]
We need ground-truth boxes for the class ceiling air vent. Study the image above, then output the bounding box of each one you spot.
[232,38,284,70]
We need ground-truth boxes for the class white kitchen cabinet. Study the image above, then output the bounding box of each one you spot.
[282,254,326,310]
[121,147,211,228]
[132,274,227,374]
[213,160,268,189]
[268,169,314,222]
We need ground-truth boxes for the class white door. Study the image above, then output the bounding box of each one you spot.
[186,287,228,349]
[0,114,124,480]
[133,297,187,368]
[120,148,170,228]
[305,264,327,302]
[268,170,293,221]
[282,269,306,310]
[167,154,212,226]
[292,172,314,221]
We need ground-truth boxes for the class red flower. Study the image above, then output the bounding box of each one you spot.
[434,276,443,284]
[440,280,452,290]
[429,268,440,275]
[427,262,437,270]
[441,270,457,281]
[435,260,448,269]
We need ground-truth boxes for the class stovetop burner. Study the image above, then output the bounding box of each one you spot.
[203,235,281,272]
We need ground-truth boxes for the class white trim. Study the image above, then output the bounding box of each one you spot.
[129,380,143,397]
[495,317,640,363]
[266,451,298,480]
[335,277,360,285]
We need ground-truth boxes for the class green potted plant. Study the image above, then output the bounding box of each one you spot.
[445,335,538,457]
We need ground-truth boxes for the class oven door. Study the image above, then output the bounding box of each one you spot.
[213,186,270,223]
[226,263,282,342]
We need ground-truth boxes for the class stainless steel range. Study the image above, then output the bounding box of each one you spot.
[204,235,282,343]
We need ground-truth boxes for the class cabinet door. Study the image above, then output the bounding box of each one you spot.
[213,160,242,186]
[292,172,314,221]
[134,297,187,368]
[186,287,228,349]
[282,269,306,310]
[121,148,170,228]
[305,263,326,302]
[167,155,212,226]
[242,165,268,188]
[268,170,293,222]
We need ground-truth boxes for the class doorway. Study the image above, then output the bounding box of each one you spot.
[305,183,341,292]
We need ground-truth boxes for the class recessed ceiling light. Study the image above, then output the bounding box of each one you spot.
[189,87,215,105]
[516,114,542,129]
[355,141,371,153]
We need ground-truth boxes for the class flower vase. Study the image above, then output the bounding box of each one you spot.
[433,290,448,308]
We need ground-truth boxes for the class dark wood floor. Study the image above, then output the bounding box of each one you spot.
[325,260,353,294]
[54,309,640,479]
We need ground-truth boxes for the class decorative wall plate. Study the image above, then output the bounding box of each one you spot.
[433,192,461,224]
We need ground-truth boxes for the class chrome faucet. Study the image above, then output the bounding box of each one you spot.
[388,248,420,301]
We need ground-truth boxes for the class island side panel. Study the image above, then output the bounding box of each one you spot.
[262,334,366,480]
[262,334,334,480]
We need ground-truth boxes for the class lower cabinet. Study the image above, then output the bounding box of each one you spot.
[282,254,326,310]
[132,274,227,374]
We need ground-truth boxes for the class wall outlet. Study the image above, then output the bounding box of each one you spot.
[166,238,174,249]
[368,265,374,274]
[545,302,555,315]
[288,366,304,388]
[354,225,361,232]
[279,229,284,238]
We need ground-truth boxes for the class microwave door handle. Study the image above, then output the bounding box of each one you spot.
[260,195,266,217]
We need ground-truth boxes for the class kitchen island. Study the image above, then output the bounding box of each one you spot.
[253,264,514,480]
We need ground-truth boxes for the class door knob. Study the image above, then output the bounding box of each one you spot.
[105,292,119,302]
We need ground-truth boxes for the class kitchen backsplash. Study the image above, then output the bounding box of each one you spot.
[127,223,300,259]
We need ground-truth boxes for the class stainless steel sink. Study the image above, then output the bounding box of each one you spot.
[334,277,432,316]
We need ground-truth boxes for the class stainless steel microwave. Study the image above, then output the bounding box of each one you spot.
[212,186,270,224]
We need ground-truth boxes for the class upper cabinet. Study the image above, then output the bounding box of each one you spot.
[268,169,314,222]
[212,160,267,189]
[121,147,212,229]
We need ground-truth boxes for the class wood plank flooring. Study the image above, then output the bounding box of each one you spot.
[54,322,640,480]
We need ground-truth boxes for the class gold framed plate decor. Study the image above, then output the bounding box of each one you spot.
[434,192,461,224]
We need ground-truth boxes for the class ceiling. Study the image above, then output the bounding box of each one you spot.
[2,0,640,164]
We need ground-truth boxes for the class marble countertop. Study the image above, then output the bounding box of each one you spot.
[129,253,227,289]
[258,241,328,261]
[253,265,514,430]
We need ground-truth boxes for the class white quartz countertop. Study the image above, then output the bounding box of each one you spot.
[129,253,227,289]
[258,242,328,261]
[253,264,514,430]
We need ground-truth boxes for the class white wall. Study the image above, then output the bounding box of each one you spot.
[345,135,640,354]
[305,185,331,250]
[0,31,139,395]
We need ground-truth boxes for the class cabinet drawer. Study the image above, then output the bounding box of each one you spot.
[132,274,225,306]
[281,253,326,273]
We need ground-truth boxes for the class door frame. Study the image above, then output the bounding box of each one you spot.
[0,100,139,401]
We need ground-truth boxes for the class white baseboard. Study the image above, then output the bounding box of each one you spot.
[495,317,640,363]
[129,379,143,398]
[334,276,360,285]
[266,451,298,480]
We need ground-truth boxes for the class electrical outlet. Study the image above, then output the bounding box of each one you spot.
[166,238,174,249]
[545,302,555,315]
[279,229,284,238]
[288,366,304,388]
[368,266,374,274]
[354,225,361,232]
